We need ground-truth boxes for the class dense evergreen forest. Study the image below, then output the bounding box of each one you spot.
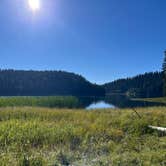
[0,70,105,96]
[0,70,164,98]
[103,72,163,98]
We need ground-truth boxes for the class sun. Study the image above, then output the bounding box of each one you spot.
[28,0,40,11]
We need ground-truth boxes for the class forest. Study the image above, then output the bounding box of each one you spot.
[0,69,164,98]
[104,72,163,98]
[0,70,104,96]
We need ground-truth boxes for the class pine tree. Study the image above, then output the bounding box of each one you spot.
[162,50,166,96]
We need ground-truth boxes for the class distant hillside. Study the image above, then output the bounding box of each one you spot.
[103,72,163,98]
[0,70,105,96]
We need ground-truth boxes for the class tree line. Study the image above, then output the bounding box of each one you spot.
[104,50,166,98]
[0,70,105,96]
[0,50,166,98]
[103,72,163,98]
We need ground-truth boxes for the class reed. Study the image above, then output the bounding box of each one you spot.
[0,107,165,165]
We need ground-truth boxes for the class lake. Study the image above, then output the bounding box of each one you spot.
[86,101,115,110]
[0,95,165,109]
[78,95,165,110]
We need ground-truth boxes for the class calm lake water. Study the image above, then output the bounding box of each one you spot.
[78,95,165,110]
[86,101,115,110]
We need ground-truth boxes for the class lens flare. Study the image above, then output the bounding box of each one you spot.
[28,0,40,11]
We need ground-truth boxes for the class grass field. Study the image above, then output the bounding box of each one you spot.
[0,96,80,108]
[0,107,165,165]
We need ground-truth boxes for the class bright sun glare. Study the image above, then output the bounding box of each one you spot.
[28,0,40,11]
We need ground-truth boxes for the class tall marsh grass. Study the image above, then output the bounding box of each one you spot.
[0,107,165,165]
[0,96,80,108]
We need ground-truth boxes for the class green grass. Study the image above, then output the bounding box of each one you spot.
[0,107,165,165]
[133,97,166,104]
[0,96,80,108]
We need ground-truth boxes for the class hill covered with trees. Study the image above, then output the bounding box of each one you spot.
[0,70,163,98]
[103,72,163,98]
[0,70,105,96]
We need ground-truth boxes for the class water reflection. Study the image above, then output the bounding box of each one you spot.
[78,95,165,109]
[86,101,115,110]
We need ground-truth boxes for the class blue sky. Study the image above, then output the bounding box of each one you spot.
[0,0,165,84]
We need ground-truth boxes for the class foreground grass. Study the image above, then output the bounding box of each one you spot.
[0,107,165,165]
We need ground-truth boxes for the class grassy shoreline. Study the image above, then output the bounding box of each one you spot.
[132,97,166,104]
[0,107,165,165]
[0,96,80,108]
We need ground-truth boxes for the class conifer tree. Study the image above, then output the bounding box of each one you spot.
[162,50,166,96]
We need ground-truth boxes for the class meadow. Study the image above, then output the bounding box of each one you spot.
[0,107,165,165]
[0,96,80,108]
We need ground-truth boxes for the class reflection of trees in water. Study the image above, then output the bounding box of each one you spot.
[105,95,166,108]
[77,95,166,109]
[78,96,104,108]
